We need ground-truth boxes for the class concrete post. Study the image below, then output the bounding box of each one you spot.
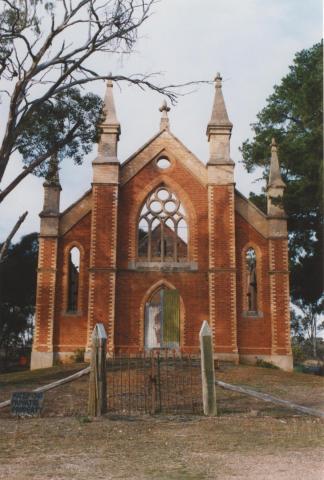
[88,323,107,416]
[200,321,217,416]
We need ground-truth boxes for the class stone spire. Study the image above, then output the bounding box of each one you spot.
[96,80,121,163]
[41,154,61,217]
[159,100,170,131]
[208,73,233,129]
[44,154,60,187]
[268,138,286,189]
[206,73,234,166]
[267,138,286,217]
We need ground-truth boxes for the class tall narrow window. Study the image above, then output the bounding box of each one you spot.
[68,247,80,312]
[246,248,257,312]
[145,287,180,349]
[138,186,188,262]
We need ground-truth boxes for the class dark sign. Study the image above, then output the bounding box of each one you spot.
[11,391,44,417]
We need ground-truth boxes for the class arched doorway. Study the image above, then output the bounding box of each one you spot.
[144,287,180,349]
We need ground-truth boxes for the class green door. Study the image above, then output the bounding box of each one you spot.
[145,288,180,349]
[162,288,180,348]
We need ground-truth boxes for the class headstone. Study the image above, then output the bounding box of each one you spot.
[199,321,217,416]
[11,391,44,417]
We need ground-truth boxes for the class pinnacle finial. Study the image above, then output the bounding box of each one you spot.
[214,72,222,86]
[268,137,285,189]
[101,80,120,127]
[45,154,60,187]
[96,79,120,163]
[159,99,170,113]
[159,99,170,131]
[207,72,232,129]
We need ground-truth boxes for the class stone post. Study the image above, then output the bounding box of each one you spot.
[88,323,107,416]
[200,321,217,416]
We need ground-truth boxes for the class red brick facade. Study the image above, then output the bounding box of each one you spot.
[31,83,292,371]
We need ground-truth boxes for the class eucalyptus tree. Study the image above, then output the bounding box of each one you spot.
[0,0,195,201]
[240,42,323,355]
[0,0,200,255]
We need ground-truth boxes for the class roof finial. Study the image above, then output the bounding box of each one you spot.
[100,79,120,129]
[268,137,286,189]
[215,72,222,87]
[159,99,170,131]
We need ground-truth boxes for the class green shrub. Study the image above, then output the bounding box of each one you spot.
[255,358,279,369]
[71,348,85,363]
[292,344,306,363]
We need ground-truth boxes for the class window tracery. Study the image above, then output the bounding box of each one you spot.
[138,186,188,262]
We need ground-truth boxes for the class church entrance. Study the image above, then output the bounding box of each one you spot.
[144,287,180,349]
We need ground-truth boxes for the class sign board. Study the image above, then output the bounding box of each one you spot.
[11,391,44,417]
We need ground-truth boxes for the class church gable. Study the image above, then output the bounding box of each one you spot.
[120,129,207,187]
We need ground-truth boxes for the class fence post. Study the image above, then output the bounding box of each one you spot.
[88,323,107,416]
[199,321,217,416]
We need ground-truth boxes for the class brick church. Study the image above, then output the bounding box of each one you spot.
[31,74,292,371]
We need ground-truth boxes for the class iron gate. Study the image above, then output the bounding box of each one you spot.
[106,351,202,414]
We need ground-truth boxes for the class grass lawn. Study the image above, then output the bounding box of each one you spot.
[0,363,323,479]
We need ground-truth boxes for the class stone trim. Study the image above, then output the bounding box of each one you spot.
[128,261,198,271]
[242,311,264,318]
[235,190,268,238]
[59,192,92,236]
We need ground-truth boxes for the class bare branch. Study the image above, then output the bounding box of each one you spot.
[0,211,28,263]
[0,0,207,195]
[0,121,80,203]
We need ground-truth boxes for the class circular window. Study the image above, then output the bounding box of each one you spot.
[156,157,171,170]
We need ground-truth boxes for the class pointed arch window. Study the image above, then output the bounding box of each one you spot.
[68,246,80,312]
[138,186,188,262]
[244,247,258,314]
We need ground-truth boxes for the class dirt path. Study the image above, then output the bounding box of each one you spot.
[0,415,323,479]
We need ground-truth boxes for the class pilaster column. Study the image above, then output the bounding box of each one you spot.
[267,139,292,362]
[31,158,61,369]
[86,81,120,356]
[206,73,238,361]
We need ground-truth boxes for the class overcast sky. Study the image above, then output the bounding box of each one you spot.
[0,0,322,242]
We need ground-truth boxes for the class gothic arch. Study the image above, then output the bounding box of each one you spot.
[129,176,198,263]
[62,241,85,315]
[139,279,185,350]
[241,242,263,316]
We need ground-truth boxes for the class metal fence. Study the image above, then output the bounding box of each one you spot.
[106,350,202,415]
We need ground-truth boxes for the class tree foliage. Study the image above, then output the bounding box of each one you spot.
[240,42,323,349]
[0,0,201,202]
[16,87,102,176]
[0,233,38,365]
